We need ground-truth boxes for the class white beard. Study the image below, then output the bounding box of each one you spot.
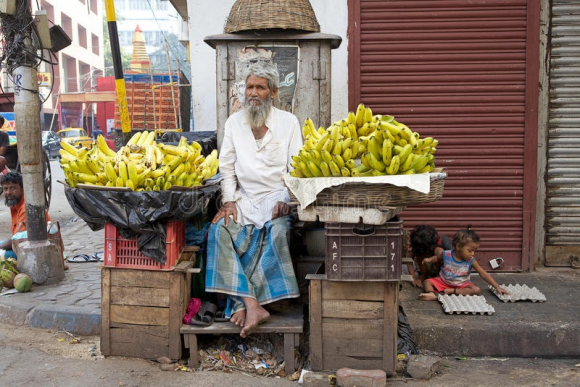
[243,95,272,129]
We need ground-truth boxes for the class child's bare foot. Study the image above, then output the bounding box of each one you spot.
[418,292,438,301]
[230,310,246,327]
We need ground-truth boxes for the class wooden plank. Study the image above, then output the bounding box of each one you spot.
[322,299,383,319]
[109,326,169,359]
[168,272,183,360]
[321,336,383,357]
[321,280,384,301]
[180,304,303,335]
[100,267,112,356]
[382,283,398,374]
[110,305,169,326]
[309,279,323,371]
[110,322,169,339]
[321,317,384,339]
[110,269,170,288]
[322,354,383,372]
[110,286,169,307]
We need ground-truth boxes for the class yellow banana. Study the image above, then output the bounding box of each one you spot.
[399,153,415,172]
[382,138,393,166]
[321,149,333,163]
[329,161,341,177]
[305,118,319,140]
[333,154,345,169]
[118,160,128,186]
[342,148,353,161]
[355,103,366,128]
[411,155,430,172]
[396,143,413,164]
[320,162,331,177]
[341,167,351,177]
[348,123,358,141]
[379,121,402,137]
[60,141,79,155]
[315,131,331,152]
[364,106,373,123]
[97,135,116,157]
[361,152,373,170]
[368,136,382,162]
[347,111,357,126]
[127,160,139,187]
[299,161,313,178]
[341,138,353,154]
[307,161,323,177]
[345,159,355,170]
[74,173,99,184]
[332,139,343,156]
[77,147,90,158]
[158,143,188,157]
[127,131,142,145]
[367,151,386,172]
[310,149,323,165]
[386,155,400,175]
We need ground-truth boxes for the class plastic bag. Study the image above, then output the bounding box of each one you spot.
[397,302,419,356]
[64,184,219,263]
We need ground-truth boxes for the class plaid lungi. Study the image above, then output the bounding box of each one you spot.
[205,216,299,317]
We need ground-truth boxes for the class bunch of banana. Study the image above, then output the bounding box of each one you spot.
[59,131,219,191]
[0,257,19,275]
[291,103,438,178]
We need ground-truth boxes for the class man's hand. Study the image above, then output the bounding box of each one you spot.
[271,201,291,221]
[212,201,238,226]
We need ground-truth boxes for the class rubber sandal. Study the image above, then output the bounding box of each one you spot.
[93,252,104,262]
[67,254,98,263]
[190,301,217,326]
[214,306,229,322]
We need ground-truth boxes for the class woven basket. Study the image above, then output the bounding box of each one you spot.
[289,173,447,208]
[224,0,320,33]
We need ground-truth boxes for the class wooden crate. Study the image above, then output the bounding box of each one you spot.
[307,274,398,374]
[100,261,193,360]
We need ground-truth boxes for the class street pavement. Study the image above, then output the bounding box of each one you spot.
[1,158,579,358]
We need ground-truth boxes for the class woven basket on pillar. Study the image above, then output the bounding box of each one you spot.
[224,0,320,33]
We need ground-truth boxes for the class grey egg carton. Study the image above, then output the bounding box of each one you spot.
[437,294,495,315]
[488,284,547,303]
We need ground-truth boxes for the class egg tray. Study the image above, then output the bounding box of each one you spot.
[437,294,495,315]
[488,284,547,303]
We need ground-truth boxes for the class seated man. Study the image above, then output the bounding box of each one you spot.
[406,224,452,288]
[206,61,303,338]
[0,172,67,269]
[0,129,9,173]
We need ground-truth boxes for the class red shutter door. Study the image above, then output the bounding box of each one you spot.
[348,0,540,271]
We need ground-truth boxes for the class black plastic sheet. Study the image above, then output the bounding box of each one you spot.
[158,131,217,157]
[64,184,219,263]
[397,302,419,356]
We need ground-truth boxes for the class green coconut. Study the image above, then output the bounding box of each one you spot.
[13,273,32,293]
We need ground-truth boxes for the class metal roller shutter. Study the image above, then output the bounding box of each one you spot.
[545,2,580,264]
[349,0,539,270]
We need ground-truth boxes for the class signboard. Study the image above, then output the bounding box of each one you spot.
[37,72,51,87]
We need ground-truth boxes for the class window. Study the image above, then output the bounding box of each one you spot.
[92,33,99,55]
[78,25,87,49]
[128,0,147,10]
[61,14,72,41]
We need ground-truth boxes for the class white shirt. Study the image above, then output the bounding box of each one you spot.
[220,107,303,228]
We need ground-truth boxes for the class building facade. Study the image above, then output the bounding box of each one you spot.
[0,0,105,129]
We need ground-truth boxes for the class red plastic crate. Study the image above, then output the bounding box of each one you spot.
[104,220,185,271]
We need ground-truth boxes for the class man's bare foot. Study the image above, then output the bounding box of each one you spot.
[418,292,438,301]
[230,310,246,327]
[240,297,270,338]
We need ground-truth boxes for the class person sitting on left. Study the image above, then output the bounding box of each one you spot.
[0,171,68,270]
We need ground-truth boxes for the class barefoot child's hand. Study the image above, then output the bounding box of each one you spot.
[413,278,423,288]
[496,286,509,295]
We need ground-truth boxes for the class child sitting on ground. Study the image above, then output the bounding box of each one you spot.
[407,225,453,288]
[418,226,509,301]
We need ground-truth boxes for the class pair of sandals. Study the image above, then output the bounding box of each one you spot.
[66,252,104,263]
[183,299,229,326]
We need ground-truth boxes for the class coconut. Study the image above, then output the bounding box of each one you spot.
[13,273,32,293]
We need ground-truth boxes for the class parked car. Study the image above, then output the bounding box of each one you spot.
[42,131,61,159]
[56,128,93,149]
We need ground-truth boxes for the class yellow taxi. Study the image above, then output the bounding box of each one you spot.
[56,128,93,149]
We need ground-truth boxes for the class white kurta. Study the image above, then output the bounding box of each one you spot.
[219,107,303,228]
